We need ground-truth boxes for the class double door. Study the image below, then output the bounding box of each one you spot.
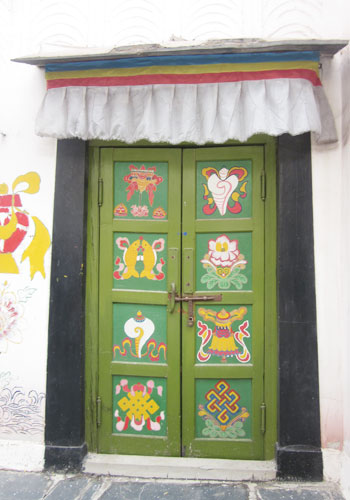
[97,145,272,459]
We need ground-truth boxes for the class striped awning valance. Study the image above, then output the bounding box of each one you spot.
[36,51,337,144]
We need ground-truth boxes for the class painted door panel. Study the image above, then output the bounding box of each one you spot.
[98,148,181,456]
[97,146,266,459]
[181,148,264,459]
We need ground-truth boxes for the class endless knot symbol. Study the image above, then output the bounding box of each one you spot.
[118,391,159,421]
[204,380,241,425]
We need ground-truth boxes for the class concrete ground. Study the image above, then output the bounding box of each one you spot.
[0,470,346,500]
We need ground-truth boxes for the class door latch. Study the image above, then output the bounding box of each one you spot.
[168,283,222,327]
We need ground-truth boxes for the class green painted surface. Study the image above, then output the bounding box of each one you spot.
[114,161,168,220]
[113,375,167,436]
[113,304,167,364]
[195,378,252,439]
[196,232,252,291]
[97,147,181,457]
[195,304,252,365]
[181,146,265,460]
[196,160,252,219]
[87,140,277,460]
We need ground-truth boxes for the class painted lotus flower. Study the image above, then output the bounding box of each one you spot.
[208,235,240,268]
[0,285,23,353]
[200,235,248,290]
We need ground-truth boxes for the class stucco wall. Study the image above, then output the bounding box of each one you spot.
[0,0,350,487]
[0,8,56,468]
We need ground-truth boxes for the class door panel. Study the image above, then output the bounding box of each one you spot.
[97,145,267,459]
[98,148,182,456]
[181,147,265,459]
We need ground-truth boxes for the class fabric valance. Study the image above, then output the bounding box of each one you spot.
[35,51,337,144]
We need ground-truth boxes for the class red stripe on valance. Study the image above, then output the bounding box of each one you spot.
[47,68,322,89]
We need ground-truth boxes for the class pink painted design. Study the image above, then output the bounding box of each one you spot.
[234,320,251,363]
[0,282,36,354]
[208,235,240,268]
[131,205,149,217]
[113,257,124,280]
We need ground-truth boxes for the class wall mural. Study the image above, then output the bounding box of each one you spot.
[113,377,166,435]
[197,379,250,439]
[0,371,45,435]
[0,172,51,279]
[200,235,248,290]
[197,306,251,363]
[0,281,36,354]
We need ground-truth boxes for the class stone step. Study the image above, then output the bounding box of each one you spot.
[83,453,276,481]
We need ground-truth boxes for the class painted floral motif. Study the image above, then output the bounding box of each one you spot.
[0,282,36,353]
[115,379,165,432]
[198,380,249,438]
[130,205,149,217]
[0,372,45,435]
[113,310,167,362]
[202,166,247,216]
[114,236,165,281]
[200,235,247,289]
[197,307,251,363]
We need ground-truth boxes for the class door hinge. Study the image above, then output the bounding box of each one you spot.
[96,396,102,427]
[260,402,266,434]
[98,178,103,207]
[260,170,266,201]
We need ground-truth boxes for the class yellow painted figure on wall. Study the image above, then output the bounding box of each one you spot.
[0,172,51,279]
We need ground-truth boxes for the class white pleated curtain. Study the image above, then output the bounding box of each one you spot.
[35,52,337,144]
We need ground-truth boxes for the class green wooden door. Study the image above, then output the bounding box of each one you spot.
[96,145,274,459]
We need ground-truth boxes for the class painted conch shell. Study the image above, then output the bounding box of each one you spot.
[207,168,239,216]
[124,311,155,358]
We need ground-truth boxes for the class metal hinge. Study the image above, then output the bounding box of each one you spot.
[96,396,102,427]
[260,402,266,434]
[260,170,266,201]
[98,178,103,207]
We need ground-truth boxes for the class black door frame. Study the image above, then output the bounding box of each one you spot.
[44,134,322,480]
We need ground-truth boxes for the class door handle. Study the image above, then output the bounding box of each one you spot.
[179,294,222,327]
[168,288,222,327]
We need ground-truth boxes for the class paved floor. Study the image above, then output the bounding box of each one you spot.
[0,470,346,500]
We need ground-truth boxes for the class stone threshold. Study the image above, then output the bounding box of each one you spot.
[83,453,276,481]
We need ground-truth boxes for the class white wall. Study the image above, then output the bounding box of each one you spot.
[0,0,350,485]
[0,1,57,470]
[339,45,350,500]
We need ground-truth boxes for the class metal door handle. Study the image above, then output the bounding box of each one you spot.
[168,288,222,326]
[180,294,222,327]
